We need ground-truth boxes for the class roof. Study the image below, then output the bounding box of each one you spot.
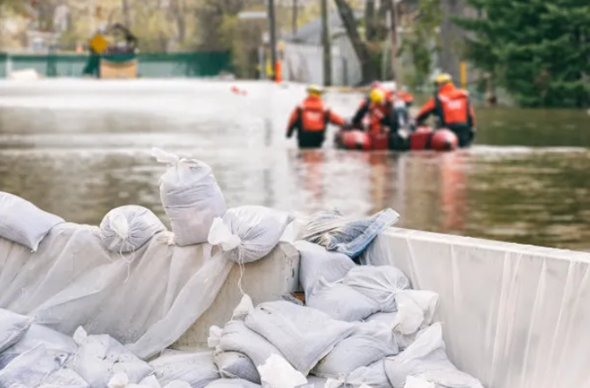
[282,10,363,45]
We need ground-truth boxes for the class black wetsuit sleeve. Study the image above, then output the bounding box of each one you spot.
[352,99,370,127]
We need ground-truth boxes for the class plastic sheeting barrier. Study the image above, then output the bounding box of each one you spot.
[363,227,590,388]
[0,223,232,360]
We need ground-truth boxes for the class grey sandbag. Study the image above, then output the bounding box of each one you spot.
[313,321,398,379]
[0,191,64,251]
[0,345,67,387]
[150,350,219,388]
[306,279,380,322]
[346,360,392,388]
[294,241,356,297]
[343,266,411,312]
[218,320,283,370]
[244,301,356,375]
[214,351,260,384]
[384,323,484,388]
[0,309,34,354]
[99,205,166,253]
[205,379,261,388]
[0,323,77,369]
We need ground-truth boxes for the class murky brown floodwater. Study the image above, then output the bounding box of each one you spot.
[0,80,589,250]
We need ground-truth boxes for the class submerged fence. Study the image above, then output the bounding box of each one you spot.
[0,52,232,78]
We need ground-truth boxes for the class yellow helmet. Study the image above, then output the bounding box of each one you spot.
[369,88,385,104]
[307,84,324,96]
[435,73,452,85]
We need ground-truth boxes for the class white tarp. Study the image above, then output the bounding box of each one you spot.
[0,223,234,360]
[363,227,590,388]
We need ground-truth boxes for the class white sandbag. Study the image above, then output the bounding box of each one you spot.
[153,148,226,246]
[38,368,90,388]
[164,382,192,388]
[0,191,65,251]
[306,279,380,322]
[405,376,435,388]
[392,291,439,336]
[0,323,77,369]
[343,267,411,312]
[384,323,484,388]
[71,327,153,388]
[364,312,417,351]
[208,206,292,264]
[150,350,219,388]
[314,322,398,379]
[140,375,163,388]
[294,241,356,297]
[346,360,391,388]
[214,351,260,383]
[245,301,355,375]
[100,205,166,253]
[365,312,397,326]
[0,309,34,353]
[206,379,261,388]
[0,345,66,387]
[257,354,307,388]
[306,376,328,388]
[218,320,284,368]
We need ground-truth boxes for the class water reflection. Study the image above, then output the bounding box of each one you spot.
[0,80,589,250]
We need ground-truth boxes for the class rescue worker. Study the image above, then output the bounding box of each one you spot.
[415,73,476,148]
[351,86,398,134]
[286,84,346,149]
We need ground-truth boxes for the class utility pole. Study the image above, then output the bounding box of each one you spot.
[389,0,402,84]
[292,0,298,35]
[321,0,332,86]
[268,0,278,81]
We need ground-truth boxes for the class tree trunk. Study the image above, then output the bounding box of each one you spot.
[334,0,378,84]
[365,0,376,41]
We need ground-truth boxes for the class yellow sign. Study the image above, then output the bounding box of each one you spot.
[89,33,108,54]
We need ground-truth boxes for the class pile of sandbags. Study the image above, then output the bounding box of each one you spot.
[205,238,483,388]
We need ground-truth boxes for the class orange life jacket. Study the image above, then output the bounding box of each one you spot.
[297,96,331,132]
[435,84,471,126]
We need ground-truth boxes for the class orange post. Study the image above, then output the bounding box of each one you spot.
[274,61,282,83]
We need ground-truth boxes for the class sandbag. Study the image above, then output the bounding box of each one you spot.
[206,379,261,388]
[153,148,226,246]
[342,266,411,312]
[71,327,153,388]
[301,209,399,258]
[150,350,219,388]
[392,291,439,336]
[346,360,391,388]
[245,301,355,375]
[100,206,166,253]
[306,279,380,322]
[218,320,284,369]
[0,191,64,251]
[0,309,34,353]
[384,323,484,388]
[214,352,260,383]
[0,323,77,369]
[0,345,66,387]
[38,368,90,388]
[313,322,398,379]
[294,241,356,297]
[208,206,292,264]
[257,354,307,388]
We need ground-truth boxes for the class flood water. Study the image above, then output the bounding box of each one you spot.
[0,80,589,250]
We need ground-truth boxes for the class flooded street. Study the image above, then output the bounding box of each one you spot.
[0,80,589,250]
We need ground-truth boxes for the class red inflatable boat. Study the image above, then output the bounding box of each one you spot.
[334,126,458,152]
